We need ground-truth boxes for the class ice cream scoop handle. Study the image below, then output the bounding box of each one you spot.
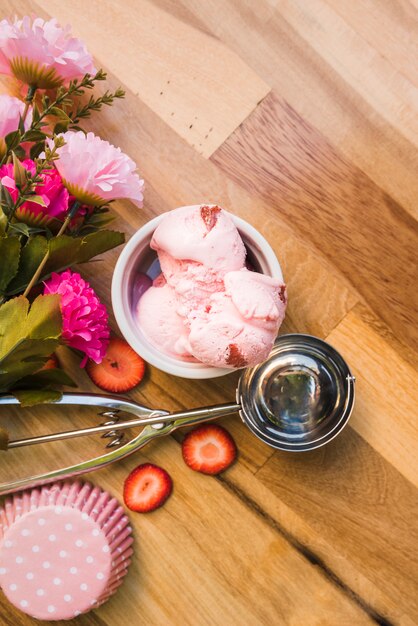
[0,402,241,495]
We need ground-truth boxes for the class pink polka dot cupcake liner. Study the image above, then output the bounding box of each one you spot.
[0,481,134,621]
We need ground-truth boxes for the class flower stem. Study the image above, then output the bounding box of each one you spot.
[22,201,80,298]
[22,85,37,123]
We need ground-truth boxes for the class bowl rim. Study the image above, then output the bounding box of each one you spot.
[111,207,284,379]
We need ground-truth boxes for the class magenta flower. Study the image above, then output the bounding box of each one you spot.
[49,131,144,207]
[0,159,69,227]
[44,270,110,366]
[0,16,96,88]
[0,94,32,154]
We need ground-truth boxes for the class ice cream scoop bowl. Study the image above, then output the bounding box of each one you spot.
[0,334,355,495]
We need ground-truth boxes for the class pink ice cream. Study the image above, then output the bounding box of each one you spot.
[136,205,287,368]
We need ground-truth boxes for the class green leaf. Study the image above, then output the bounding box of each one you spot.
[77,230,125,263]
[46,235,83,273]
[12,152,28,188]
[9,222,46,237]
[27,293,62,339]
[12,388,62,407]
[5,130,22,152]
[30,142,44,160]
[0,183,15,216]
[32,104,40,124]
[15,368,77,389]
[0,236,20,292]
[49,107,72,122]
[8,222,31,237]
[82,211,115,230]
[18,114,25,135]
[53,122,69,134]
[6,235,48,294]
[27,195,47,207]
[6,231,124,295]
[0,294,62,392]
[68,125,86,133]
[0,295,29,353]
[44,230,124,275]
[0,338,58,381]
[0,207,7,235]
[23,129,47,142]
[13,145,25,160]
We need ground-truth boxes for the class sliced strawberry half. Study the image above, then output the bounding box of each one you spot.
[182,424,237,475]
[86,337,145,393]
[123,463,173,513]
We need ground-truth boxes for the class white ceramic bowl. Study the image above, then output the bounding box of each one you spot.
[111,206,284,379]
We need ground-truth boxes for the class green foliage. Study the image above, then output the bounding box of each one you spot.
[0,294,62,392]
[0,68,129,405]
[12,388,62,407]
[0,237,20,293]
[6,230,124,295]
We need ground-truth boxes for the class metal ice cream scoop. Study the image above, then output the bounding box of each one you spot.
[0,334,355,495]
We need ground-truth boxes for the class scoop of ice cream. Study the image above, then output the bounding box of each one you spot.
[188,291,277,368]
[151,205,246,273]
[136,204,287,370]
[137,281,194,360]
[224,269,287,328]
[158,250,225,314]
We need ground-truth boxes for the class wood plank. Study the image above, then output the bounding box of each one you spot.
[32,0,270,157]
[326,303,418,487]
[255,427,418,624]
[0,1,416,624]
[211,91,418,352]
[325,0,418,85]
[0,429,379,625]
[82,79,359,342]
[271,0,418,147]
[221,461,416,626]
[167,0,418,218]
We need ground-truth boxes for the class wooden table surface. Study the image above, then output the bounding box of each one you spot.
[1,1,417,624]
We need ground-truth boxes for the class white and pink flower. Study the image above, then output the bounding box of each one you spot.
[0,16,96,88]
[0,94,32,155]
[50,131,144,207]
[0,94,31,136]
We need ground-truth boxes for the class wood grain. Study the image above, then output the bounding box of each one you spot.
[0,1,417,625]
[34,0,270,158]
[255,429,418,624]
[211,91,418,352]
[165,0,418,217]
[326,303,418,487]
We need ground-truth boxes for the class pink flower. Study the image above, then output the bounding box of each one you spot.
[0,159,69,226]
[50,131,144,207]
[0,16,96,88]
[0,94,32,139]
[44,270,110,366]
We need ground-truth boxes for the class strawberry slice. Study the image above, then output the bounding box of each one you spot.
[86,337,145,393]
[123,463,173,513]
[182,424,237,475]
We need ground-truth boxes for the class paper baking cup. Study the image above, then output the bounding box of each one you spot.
[0,481,133,621]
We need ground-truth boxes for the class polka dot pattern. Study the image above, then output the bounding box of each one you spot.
[0,481,133,621]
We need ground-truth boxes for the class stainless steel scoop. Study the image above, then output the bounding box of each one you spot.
[0,334,355,495]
